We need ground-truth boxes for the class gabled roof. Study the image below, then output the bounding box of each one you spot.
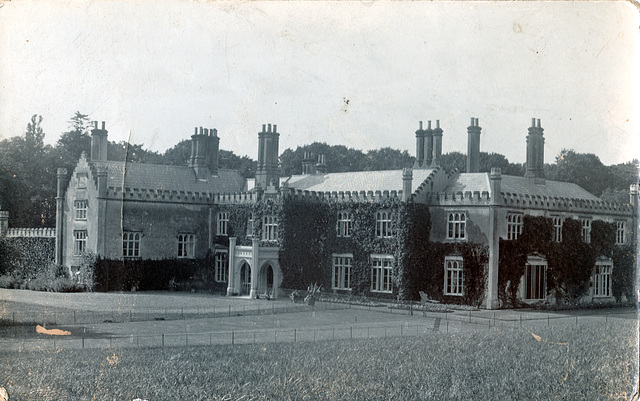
[444,173,601,201]
[282,169,436,193]
[92,161,246,193]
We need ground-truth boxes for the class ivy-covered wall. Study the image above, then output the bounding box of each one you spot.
[498,216,635,307]
[275,197,488,304]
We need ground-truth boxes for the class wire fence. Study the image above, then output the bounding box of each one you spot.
[0,307,626,352]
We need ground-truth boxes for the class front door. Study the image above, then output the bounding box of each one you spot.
[240,263,251,296]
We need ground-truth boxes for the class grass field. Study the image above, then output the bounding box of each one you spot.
[1,322,637,400]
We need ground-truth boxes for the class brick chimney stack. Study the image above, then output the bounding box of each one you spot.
[430,120,443,168]
[525,118,545,179]
[424,120,434,167]
[207,128,220,176]
[315,154,327,175]
[189,127,210,180]
[402,167,413,202]
[90,121,108,162]
[255,123,280,191]
[302,151,315,175]
[414,121,425,168]
[467,117,481,173]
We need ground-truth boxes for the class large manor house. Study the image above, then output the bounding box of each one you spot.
[10,117,635,309]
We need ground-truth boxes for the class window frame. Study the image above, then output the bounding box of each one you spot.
[332,254,353,290]
[74,200,88,221]
[581,217,591,244]
[76,173,87,189]
[444,256,464,296]
[217,211,229,236]
[177,233,196,259]
[336,211,353,238]
[552,216,563,243]
[447,212,467,241]
[616,221,625,245]
[524,256,547,300]
[375,210,393,239]
[506,212,523,240]
[122,231,141,260]
[371,254,393,293]
[592,258,613,298]
[214,251,229,283]
[262,215,278,241]
[73,230,87,256]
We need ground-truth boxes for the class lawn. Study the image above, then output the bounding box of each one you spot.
[1,322,637,400]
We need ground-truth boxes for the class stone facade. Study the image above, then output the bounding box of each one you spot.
[50,117,637,308]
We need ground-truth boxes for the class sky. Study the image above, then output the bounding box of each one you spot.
[0,0,638,166]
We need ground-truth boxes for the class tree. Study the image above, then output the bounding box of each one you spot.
[548,149,611,196]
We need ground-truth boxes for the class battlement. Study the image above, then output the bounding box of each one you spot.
[501,192,634,216]
[105,186,215,204]
[280,187,402,203]
[214,192,258,204]
[5,227,55,238]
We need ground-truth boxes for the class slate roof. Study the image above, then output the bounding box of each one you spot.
[444,173,601,201]
[92,161,246,193]
[282,169,436,193]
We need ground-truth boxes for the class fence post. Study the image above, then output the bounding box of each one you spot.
[229,305,231,317]
[210,333,212,346]
[519,314,522,327]
[232,331,235,345]
[162,334,164,347]
[82,336,85,349]
[74,310,76,324]
[333,328,335,340]
[294,329,297,343]
[547,314,550,326]
[401,325,403,336]
[130,309,133,322]
[575,315,578,326]
[350,326,353,339]
[12,312,15,325]
[110,336,112,348]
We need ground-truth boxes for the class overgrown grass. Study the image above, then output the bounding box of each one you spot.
[1,322,636,400]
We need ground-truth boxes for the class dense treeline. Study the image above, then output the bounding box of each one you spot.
[0,112,637,228]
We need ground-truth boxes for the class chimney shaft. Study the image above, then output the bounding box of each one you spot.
[90,121,108,162]
[466,117,481,173]
[525,118,545,179]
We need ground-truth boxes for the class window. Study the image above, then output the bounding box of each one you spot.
[215,252,229,283]
[76,173,87,189]
[75,200,88,220]
[552,216,563,242]
[593,259,612,297]
[581,218,591,244]
[123,232,141,259]
[246,213,254,237]
[616,221,625,245]
[524,258,547,300]
[371,254,393,293]
[262,215,278,241]
[375,211,393,238]
[178,234,195,259]
[447,212,466,240]
[507,213,523,240]
[444,256,464,296]
[73,230,87,255]
[332,254,352,290]
[217,212,228,236]
[337,212,353,238]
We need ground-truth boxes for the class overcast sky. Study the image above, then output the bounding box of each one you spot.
[0,1,638,166]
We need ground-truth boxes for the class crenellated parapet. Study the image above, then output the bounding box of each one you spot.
[501,192,634,216]
[437,190,493,206]
[5,227,56,238]
[280,187,402,203]
[214,192,259,205]
[104,186,216,204]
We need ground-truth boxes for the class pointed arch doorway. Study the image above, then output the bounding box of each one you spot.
[240,262,251,296]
